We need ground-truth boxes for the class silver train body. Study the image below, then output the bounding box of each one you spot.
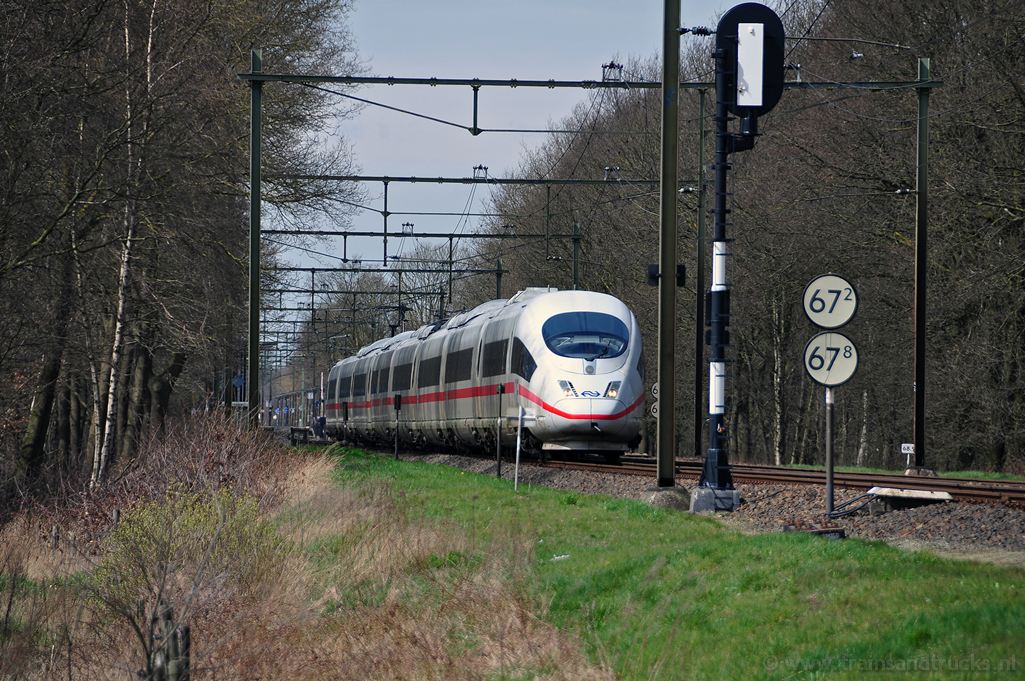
[324,288,644,452]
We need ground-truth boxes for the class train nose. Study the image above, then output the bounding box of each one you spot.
[551,397,626,419]
[537,392,641,446]
[550,397,631,434]
[589,397,626,418]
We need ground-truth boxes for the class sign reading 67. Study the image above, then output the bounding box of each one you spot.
[804,332,859,386]
[803,274,858,329]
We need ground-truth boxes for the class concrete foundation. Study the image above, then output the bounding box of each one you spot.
[689,487,741,513]
[647,487,691,511]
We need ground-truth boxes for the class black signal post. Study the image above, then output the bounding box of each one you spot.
[696,3,784,511]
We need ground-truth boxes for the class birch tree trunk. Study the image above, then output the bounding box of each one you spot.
[770,293,787,466]
[94,0,158,487]
[88,356,105,485]
[856,388,869,467]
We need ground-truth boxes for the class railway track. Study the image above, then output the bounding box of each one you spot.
[303,436,1025,505]
[538,455,1025,505]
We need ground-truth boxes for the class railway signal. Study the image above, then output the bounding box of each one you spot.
[693,2,785,513]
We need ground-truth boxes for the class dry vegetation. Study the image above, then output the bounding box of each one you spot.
[0,416,607,680]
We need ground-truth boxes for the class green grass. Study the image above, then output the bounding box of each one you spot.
[789,462,1025,481]
[330,448,1025,681]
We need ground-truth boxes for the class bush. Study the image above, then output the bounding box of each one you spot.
[93,488,288,612]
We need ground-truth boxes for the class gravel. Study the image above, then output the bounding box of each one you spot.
[412,452,1025,566]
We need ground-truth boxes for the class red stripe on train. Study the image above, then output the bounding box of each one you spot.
[324,381,642,421]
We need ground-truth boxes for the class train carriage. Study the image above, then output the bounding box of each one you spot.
[324,288,644,454]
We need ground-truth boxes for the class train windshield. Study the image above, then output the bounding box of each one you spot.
[542,312,629,360]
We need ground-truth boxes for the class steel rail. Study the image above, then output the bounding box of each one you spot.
[544,457,1025,504]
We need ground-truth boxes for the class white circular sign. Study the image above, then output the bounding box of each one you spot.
[803,274,858,329]
[651,383,659,398]
[804,332,859,386]
[650,401,659,417]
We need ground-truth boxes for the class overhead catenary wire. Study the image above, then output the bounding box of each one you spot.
[260,36,945,366]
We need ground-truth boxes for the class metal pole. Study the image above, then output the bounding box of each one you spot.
[913,57,930,469]
[825,387,835,513]
[496,384,504,477]
[471,85,481,135]
[572,221,580,290]
[655,0,680,488]
[694,88,707,460]
[247,49,262,425]
[496,258,503,299]
[394,397,400,460]
[382,180,390,265]
[700,41,735,491]
[545,185,551,261]
[514,406,524,492]
[448,237,454,303]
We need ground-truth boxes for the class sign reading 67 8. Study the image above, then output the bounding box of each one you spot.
[803,332,858,386]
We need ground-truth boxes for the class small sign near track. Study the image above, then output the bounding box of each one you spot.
[803,331,859,387]
[803,273,858,329]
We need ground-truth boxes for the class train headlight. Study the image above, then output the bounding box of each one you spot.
[604,381,621,399]
[558,380,576,397]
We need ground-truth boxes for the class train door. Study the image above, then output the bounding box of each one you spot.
[417,334,445,446]
[442,328,476,446]
[390,346,415,445]
[475,318,513,444]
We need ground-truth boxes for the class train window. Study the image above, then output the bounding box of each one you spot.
[339,374,351,397]
[417,356,442,388]
[541,312,629,360]
[445,348,473,383]
[480,339,508,377]
[393,363,412,391]
[327,378,336,400]
[352,373,366,398]
[373,366,391,394]
[511,338,536,382]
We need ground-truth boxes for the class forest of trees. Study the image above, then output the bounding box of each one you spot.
[3,0,1024,511]
[0,0,362,504]
[462,0,1025,473]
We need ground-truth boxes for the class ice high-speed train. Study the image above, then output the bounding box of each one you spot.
[324,288,644,454]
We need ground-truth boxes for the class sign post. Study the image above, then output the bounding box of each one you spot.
[803,273,859,514]
[496,384,506,478]
[393,394,401,460]
[514,406,525,492]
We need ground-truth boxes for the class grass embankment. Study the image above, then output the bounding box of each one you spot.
[331,449,1025,680]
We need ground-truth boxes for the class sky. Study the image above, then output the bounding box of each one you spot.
[280,0,741,290]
